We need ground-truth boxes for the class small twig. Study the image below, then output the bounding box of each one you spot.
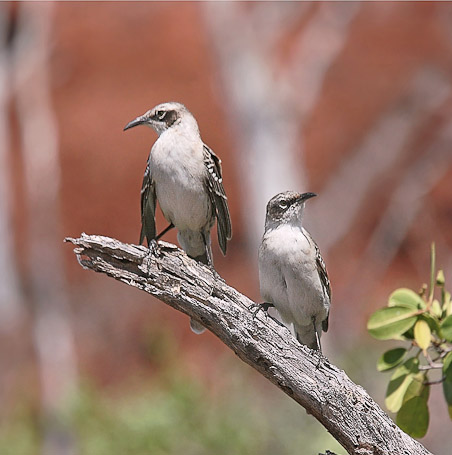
[440,345,452,355]
[423,376,446,386]
[424,351,444,370]
[419,364,444,371]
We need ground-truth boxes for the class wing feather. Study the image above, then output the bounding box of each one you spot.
[203,144,232,255]
[314,241,331,332]
[139,158,157,246]
[304,230,331,333]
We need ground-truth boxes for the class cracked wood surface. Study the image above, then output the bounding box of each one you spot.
[65,233,433,455]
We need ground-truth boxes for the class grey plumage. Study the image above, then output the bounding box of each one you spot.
[258,191,330,350]
[124,102,232,333]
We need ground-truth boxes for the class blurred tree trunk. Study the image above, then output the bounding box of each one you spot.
[0,4,22,331]
[12,4,78,455]
[203,2,359,251]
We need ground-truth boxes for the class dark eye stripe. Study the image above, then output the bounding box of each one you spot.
[151,109,178,126]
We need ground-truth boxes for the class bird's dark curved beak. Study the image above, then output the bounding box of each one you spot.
[297,192,317,203]
[123,115,146,131]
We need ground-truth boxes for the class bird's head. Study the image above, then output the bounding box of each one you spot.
[265,191,317,229]
[124,102,197,136]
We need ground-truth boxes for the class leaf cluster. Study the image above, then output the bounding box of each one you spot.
[367,244,452,438]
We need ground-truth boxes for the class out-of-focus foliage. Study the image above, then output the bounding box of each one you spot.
[0,405,39,455]
[368,244,452,439]
[0,367,345,455]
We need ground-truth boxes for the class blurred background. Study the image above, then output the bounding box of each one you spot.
[1,2,451,454]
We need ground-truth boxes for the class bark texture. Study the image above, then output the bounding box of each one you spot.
[65,233,433,455]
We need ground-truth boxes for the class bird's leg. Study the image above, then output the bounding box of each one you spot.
[147,239,161,256]
[312,316,324,369]
[140,239,161,275]
[144,223,174,268]
[155,223,174,241]
[312,316,322,353]
[315,332,322,353]
[201,232,214,269]
[205,247,214,269]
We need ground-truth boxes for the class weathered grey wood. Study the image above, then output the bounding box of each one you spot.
[65,233,433,455]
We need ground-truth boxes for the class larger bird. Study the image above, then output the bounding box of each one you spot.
[258,191,330,351]
[124,102,232,332]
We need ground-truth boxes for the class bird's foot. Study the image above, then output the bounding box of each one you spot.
[312,319,323,368]
[251,303,288,332]
[148,239,161,257]
[311,343,325,370]
[141,240,161,274]
[251,302,274,317]
[315,350,324,369]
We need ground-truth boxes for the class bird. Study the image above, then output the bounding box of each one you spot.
[124,101,232,334]
[258,191,330,351]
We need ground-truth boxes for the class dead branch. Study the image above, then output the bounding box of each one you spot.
[65,233,433,455]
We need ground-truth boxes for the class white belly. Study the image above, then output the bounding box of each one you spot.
[258,225,329,329]
[150,137,211,232]
[155,172,210,231]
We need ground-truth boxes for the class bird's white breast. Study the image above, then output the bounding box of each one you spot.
[150,129,210,232]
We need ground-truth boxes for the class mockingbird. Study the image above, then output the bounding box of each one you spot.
[258,191,330,351]
[124,101,232,333]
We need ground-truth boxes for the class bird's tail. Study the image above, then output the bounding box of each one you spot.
[295,321,322,351]
[179,230,212,335]
[190,318,206,334]
[192,251,210,265]
[178,230,212,263]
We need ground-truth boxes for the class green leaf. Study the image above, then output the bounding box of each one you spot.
[414,319,431,352]
[429,242,436,302]
[401,326,415,341]
[420,313,441,338]
[447,402,452,420]
[403,372,428,404]
[431,299,442,319]
[441,315,452,342]
[388,288,425,310]
[436,270,445,287]
[385,358,419,413]
[444,352,452,420]
[368,307,418,340]
[444,352,452,380]
[377,348,407,372]
[396,396,429,438]
[421,384,430,401]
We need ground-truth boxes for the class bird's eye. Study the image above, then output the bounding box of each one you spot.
[279,201,288,210]
[157,110,166,120]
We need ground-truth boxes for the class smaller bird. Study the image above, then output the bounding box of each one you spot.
[258,191,330,351]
